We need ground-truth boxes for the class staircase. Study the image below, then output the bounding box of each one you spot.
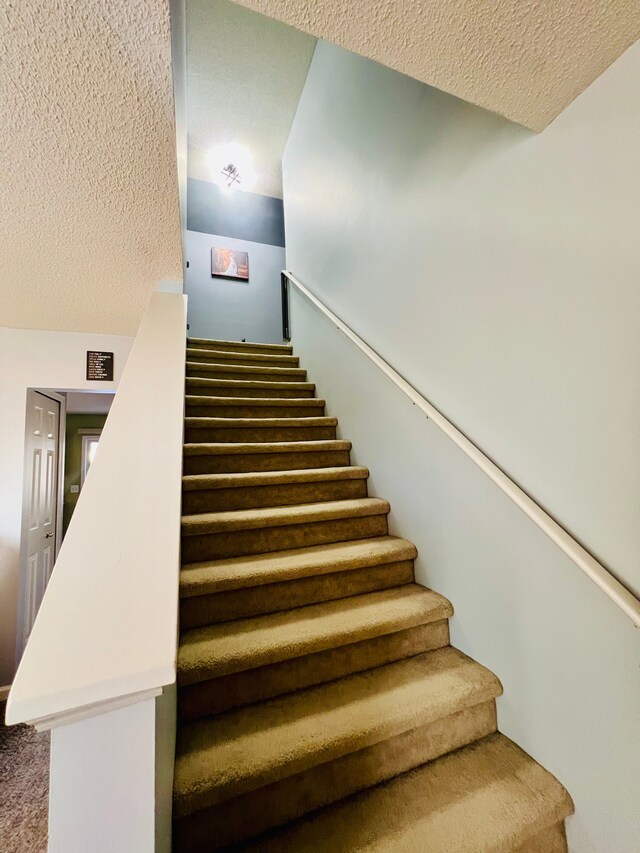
[173,338,573,852]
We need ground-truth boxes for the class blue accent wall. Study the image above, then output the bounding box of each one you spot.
[187,178,285,248]
[185,230,285,344]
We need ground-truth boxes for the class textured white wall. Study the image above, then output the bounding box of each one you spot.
[235,0,640,129]
[284,40,640,852]
[0,0,182,335]
[0,327,134,687]
[187,0,315,199]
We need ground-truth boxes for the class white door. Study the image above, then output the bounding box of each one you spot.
[22,390,61,646]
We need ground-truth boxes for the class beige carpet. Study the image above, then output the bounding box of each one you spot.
[174,338,573,852]
[0,701,49,853]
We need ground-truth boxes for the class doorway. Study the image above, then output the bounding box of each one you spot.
[17,390,64,655]
[16,390,115,661]
[62,410,111,537]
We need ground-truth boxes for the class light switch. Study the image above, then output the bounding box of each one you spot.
[70,484,79,494]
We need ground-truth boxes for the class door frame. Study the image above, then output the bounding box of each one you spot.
[79,428,103,487]
[16,388,66,662]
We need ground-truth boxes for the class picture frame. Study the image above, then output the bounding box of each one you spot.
[211,247,249,281]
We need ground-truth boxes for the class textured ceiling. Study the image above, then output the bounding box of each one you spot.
[0,0,182,335]
[232,0,640,130]
[187,0,315,198]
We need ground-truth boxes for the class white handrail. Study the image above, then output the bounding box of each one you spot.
[6,292,188,727]
[283,270,640,629]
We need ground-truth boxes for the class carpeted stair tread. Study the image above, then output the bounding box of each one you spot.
[184,416,337,432]
[182,464,365,492]
[180,465,365,514]
[181,497,389,535]
[183,439,350,457]
[180,535,417,597]
[177,585,451,684]
[236,733,573,853]
[186,376,315,394]
[182,445,351,477]
[183,417,338,446]
[172,646,503,818]
[184,395,325,412]
[178,563,417,630]
[186,376,316,397]
[186,349,300,369]
[188,338,292,353]
[186,361,306,379]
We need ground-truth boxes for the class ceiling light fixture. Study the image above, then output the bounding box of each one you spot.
[207,143,257,194]
[220,162,242,189]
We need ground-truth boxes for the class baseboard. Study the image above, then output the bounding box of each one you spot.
[0,685,11,702]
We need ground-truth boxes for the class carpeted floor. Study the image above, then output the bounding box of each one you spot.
[0,700,49,853]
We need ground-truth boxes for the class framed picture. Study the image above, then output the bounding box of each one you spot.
[211,247,249,281]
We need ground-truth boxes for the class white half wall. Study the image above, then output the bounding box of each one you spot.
[283,39,640,852]
[0,327,134,686]
[185,229,285,344]
[48,697,156,853]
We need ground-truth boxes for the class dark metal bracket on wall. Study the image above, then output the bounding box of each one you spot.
[281,272,291,342]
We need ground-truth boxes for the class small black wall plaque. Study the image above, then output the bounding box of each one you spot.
[86,351,114,381]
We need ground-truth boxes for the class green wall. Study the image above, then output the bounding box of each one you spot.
[62,413,107,536]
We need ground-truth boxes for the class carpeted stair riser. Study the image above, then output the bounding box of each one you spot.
[181,466,368,512]
[186,378,315,399]
[184,396,326,419]
[178,620,449,721]
[183,423,337,444]
[173,702,498,853]
[185,415,336,434]
[183,447,351,475]
[179,559,416,628]
[181,476,366,514]
[516,824,568,853]
[181,514,388,562]
[186,363,307,382]
[187,338,292,355]
[186,350,300,368]
[186,368,307,384]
